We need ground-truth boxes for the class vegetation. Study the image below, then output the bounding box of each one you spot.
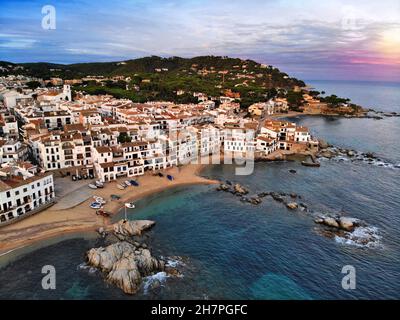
[321,95,351,106]
[26,81,42,90]
[117,132,132,143]
[286,91,304,111]
[1,56,306,105]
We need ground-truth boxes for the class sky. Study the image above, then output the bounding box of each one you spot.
[1,0,400,81]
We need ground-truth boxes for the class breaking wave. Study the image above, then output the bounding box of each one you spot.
[335,226,382,249]
[143,272,169,294]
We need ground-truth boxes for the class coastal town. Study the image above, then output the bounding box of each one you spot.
[1,0,400,303]
[0,69,323,229]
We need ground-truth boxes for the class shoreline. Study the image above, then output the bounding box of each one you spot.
[0,163,218,256]
[270,110,368,119]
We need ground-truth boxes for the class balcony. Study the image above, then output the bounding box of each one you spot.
[0,199,56,227]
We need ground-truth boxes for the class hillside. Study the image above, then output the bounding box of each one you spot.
[0,56,306,106]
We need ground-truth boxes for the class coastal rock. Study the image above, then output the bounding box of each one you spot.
[347,150,355,157]
[106,253,142,294]
[299,203,308,210]
[338,217,359,232]
[271,192,284,202]
[323,217,340,228]
[315,216,360,232]
[318,139,329,149]
[319,150,336,159]
[250,197,262,205]
[258,192,270,198]
[97,227,106,237]
[113,220,155,237]
[217,183,230,191]
[365,152,376,159]
[290,193,298,199]
[233,183,249,195]
[87,241,165,295]
[286,202,298,210]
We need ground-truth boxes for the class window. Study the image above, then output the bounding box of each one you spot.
[15,190,20,196]
[6,191,11,198]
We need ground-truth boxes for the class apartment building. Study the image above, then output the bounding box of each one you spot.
[0,163,55,226]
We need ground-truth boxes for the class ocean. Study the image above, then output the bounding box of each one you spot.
[0,80,399,300]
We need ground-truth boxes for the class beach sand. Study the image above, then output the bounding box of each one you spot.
[0,163,218,254]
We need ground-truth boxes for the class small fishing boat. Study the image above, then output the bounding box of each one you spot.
[93,196,106,204]
[110,194,121,200]
[90,202,102,209]
[125,202,135,209]
[130,180,139,187]
[95,181,104,188]
[96,210,110,218]
[117,184,126,190]
[124,180,131,186]
[88,184,98,189]
[167,175,174,181]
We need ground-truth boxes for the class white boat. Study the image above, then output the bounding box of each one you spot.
[93,196,106,205]
[125,202,135,209]
[90,202,102,209]
[117,184,126,190]
[95,181,104,188]
[124,180,131,186]
[88,184,98,189]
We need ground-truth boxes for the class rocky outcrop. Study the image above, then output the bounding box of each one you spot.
[87,219,184,295]
[318,149,336,159]
[216,184,230,191]
[217,182,249,196]
[286,202,298,210]
[233,183,249,195]
[87,241,164,294]
[112,220,155,237]
[314,216,359,232]
[250,197,262,205]
[338,217,359,232]
[318,139,330,149]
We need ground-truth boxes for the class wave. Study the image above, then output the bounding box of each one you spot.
[165,258,185,268]
[143,272,169,294]
[320,149,399,170]
[77,262,98,274]
[335,226,382,249]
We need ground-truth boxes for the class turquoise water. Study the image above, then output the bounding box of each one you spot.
[0,81,399,300]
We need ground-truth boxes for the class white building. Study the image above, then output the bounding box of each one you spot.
[0,163,55,225]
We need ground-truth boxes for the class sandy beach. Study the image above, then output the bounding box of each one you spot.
[0,163,218,255]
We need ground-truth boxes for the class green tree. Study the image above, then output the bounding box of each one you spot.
[118,132,132,143]
[26,81,42,90]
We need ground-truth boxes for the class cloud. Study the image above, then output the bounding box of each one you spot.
[0,0,399,80]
